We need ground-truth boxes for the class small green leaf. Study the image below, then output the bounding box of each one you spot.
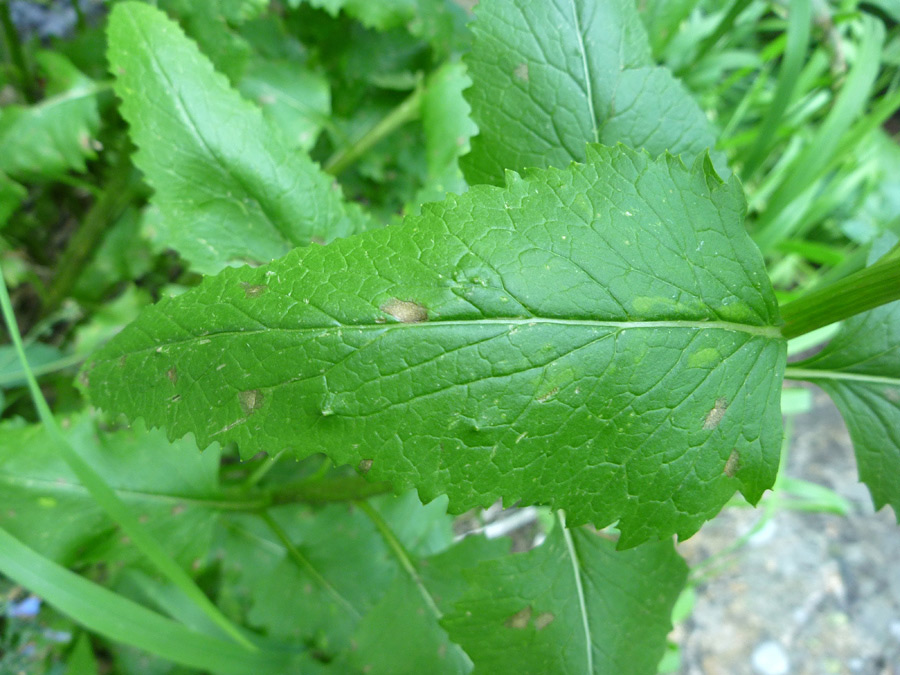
[442,525,688,675]
[107,2,370,274]
[85,145,785,545]
[462,0,720,185]
[787,234,900,518]
[0,52,102,182]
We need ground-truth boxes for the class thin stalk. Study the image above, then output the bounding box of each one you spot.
[242,449,286,489]
[324,85,424,177]
[44,150,140,314]
[0,266,255,651]
[356,500,441,618]
[0,0,34,102]
[779,254,900,339]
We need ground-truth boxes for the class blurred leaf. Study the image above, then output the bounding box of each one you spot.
[0,171,26,230]
[74,209,153,302]
[0,416,222,567]
[0,342,65,389]
[636,0,699,57]
[216,492,452,654]
[0,527,301,674]
[462,0,721,186]
[442,525,687,675]
[107,2,371,274]
[0,52,102,181]
[410,60,475,211]
[65,634,99,675]
[238,60,330,151]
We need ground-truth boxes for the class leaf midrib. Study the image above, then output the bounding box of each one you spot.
[104,316,782,362]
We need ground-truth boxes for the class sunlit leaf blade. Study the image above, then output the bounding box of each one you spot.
[83,145,785,545]
[442,526,688,675]
[0,416,221,567]
[0,52,102,181]
[462,0,720,186]
[107,2,370,274]
[787,234,900,517]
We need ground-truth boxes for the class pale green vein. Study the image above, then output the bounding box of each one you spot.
[568,0,599,144]
[559,512,593,674]
[784,367,900,387]
[100,316,782,362]
[259,511,361,620]
[356,500,442,619]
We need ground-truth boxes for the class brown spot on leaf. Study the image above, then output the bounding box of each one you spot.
[171,504,186,516]
[514,62,529,82]
[885,387,899,402]
[167,367,178,384]
[358,459,374,474]
[534,612,555,631]
[380,298,428,323]
[505,606,532,629]
[703,397,728,430]
[536,387,559,403]
[724,449,740,477]
[240,282,267,298]
[239,389,263,415]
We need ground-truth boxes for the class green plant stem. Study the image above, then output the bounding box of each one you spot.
[0,0,35,102]
[356,499,442,618]
[0,263,255,651]
[779,253,900,338]
[324,85,424,177]
[44,150,140,314]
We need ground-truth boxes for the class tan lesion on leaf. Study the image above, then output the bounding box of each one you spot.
[358,459,374,474]
[514,62,529,82]
[703,397,728,430]
[239,389,263,415]
[240,282,267,298]
[380,298,428,323]
[505,606,532,629]
[534,612,555,631]
[724,449,740,477]
[166,367,178,384]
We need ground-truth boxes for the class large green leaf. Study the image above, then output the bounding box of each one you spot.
[107,2,370,275]
[442,525,687,675]
[462,0,719,186]
[0,416,221,567]
[0,52,102,182]
[83,145,785,545]
[787,234,900,517]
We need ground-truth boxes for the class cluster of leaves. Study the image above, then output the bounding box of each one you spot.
[0,0,898,672]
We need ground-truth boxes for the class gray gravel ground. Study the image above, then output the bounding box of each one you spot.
[676,390,900,675]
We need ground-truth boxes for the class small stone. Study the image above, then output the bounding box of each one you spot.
[751,640,790,675]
